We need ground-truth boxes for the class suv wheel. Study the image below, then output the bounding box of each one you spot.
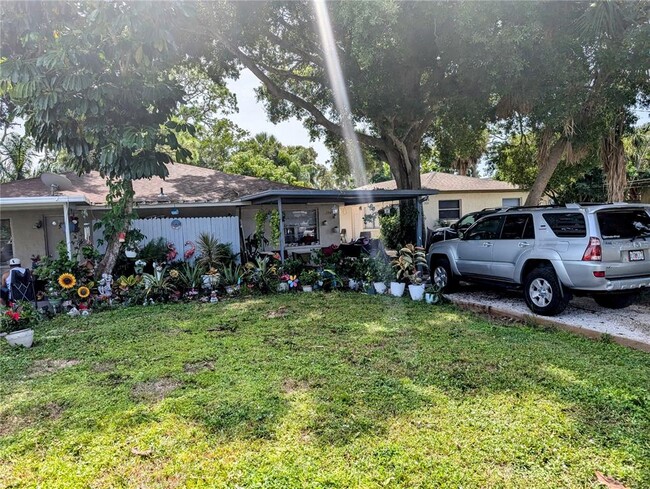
[593,293,638,309]
[431,257,457,292]
[523,266,570,316]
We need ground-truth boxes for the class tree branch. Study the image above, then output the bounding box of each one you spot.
[218,37,386,151]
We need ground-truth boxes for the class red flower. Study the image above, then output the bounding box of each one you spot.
[5,310,20,321]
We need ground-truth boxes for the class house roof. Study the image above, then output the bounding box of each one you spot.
[356,172,523,193]
[0,163,300,206]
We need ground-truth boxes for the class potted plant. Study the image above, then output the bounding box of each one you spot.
[1,301,39,348]
[392,244,428,300]
[299,269,319,292]
[220,264,246,295]
[366,257,392,295]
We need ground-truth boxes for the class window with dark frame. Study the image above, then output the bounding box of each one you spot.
[439,200,461,220]
[501,214,535,240]
[283,209,319,246]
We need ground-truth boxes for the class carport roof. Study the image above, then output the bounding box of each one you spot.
[239,189,438,205]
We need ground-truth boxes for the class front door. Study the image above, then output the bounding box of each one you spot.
[456,215,504,277]
[491,214,535,281]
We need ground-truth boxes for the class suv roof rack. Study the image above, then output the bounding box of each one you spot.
[503,204,571,212]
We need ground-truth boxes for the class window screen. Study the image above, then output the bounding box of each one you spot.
[542,213,586,237]
[502,198,521,207]
[439,200,461,220]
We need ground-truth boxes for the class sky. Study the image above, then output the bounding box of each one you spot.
[226,69,331,166]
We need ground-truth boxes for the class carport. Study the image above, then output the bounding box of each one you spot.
[240,188,438,262]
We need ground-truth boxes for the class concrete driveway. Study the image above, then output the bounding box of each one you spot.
[446,285,650,352]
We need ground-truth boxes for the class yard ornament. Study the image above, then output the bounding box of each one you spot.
[98,273,113,298]
[184,241,196,260]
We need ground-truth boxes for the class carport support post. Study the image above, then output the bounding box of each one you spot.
[278,198,285,264]
[416,197,423,248]
[62,201,73,259]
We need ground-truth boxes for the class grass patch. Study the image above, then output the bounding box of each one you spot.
[1,293,649,488]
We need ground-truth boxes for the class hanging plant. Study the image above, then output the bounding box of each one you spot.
[255,210,269,239]
[269,210,281,246]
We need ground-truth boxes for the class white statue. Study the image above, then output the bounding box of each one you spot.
[98,273,113,298]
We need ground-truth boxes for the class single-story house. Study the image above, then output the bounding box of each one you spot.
[339,171,529,240]
[0,163,436,270]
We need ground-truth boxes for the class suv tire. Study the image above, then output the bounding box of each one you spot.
[523,265,570,316]
[593,293,638,309]
[431,257,457,292]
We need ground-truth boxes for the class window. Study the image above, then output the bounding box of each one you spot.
[439,200,461,220]
[465,216,504,240]
[501,214,535,239]
[502,197,521,207]
[542,213,586,237]
[363,205,379,229]
[0,219,13,265]
[284,210,318,246]
[597,209,650,239]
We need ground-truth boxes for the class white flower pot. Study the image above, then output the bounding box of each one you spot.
[373,282,387,294]
[390,282,405,297]
[125,249,137,258]
[5,328,34,348]
[277,282,289,292]
[302,285,313,292]
[408,284,426,301]
[425,293,439,304]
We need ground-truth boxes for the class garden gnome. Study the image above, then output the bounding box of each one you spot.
[210,291,219,303]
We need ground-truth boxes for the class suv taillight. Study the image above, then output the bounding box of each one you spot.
[582,237,602,261]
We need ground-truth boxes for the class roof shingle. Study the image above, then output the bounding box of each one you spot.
[356,172,522,192]
[0,163,302,205]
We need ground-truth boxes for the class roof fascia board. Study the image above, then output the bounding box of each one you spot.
[0,196,90,209]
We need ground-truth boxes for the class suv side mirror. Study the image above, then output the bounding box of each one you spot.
[457,230,465,240]
[450,222,458,231]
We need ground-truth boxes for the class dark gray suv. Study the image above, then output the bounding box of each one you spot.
[427,203,650,316]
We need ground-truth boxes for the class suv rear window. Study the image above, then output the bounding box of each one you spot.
[597,209,650,239]
[542,213,586,237]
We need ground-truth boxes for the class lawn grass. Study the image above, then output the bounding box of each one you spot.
[1,293,649,488]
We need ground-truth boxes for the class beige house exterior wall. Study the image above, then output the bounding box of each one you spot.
[339,190,530,240]
[1,210,48,269]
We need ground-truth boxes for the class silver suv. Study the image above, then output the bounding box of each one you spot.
[427,203,650,316]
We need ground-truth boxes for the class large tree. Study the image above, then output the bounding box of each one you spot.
[197,1,501,190]
[0,1,195,274]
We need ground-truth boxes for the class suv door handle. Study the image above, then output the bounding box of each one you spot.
[482,242,493,247]
[518,242,531,248]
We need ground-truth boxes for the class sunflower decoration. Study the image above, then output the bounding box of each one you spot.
[58,273,77,289]
[169,269,179,279]
[77,286,90,299]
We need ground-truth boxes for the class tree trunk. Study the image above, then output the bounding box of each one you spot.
[379,140,422,244]
[95,180,135,277]
[524,139,567,206]
[383,142,422,190]
[601,124,627,203]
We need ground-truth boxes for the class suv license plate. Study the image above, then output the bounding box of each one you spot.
[629,250,645,261]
